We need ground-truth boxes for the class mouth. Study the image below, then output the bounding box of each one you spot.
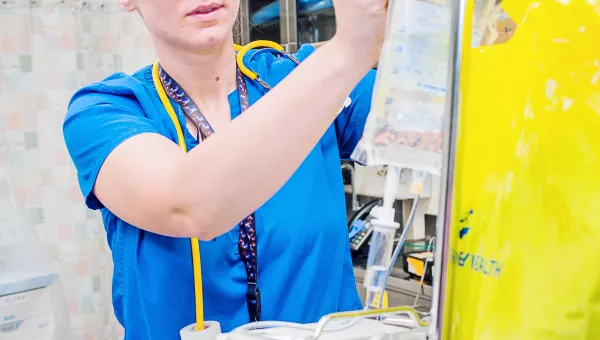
[187,3,224,18]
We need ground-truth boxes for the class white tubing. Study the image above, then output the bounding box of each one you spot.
[382,167,400,210]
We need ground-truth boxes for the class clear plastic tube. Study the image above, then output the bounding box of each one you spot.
[364,227,396,293]
[363,167,401,309]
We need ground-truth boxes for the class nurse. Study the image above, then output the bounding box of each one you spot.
[63,0,388,339]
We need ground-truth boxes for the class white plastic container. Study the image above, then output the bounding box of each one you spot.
[180,321,222,340]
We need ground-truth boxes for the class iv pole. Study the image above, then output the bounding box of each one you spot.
[428,0,467,338]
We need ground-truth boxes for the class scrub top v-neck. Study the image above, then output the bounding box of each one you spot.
[63,44,377,340]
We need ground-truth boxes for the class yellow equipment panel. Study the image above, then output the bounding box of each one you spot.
[442,0,600,339]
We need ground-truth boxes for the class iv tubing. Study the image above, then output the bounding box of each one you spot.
[378,195,420,309]
[383,167,400,210]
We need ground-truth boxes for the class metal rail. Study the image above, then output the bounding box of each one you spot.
[428,0,468,338]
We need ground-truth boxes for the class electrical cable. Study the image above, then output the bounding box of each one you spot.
[228,318,360,340]
[412,236,436,308]
[228,305,427,340]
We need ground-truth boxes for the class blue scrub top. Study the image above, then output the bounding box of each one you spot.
[63,45,376,340]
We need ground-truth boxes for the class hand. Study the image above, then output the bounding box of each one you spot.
[331,0,389,68]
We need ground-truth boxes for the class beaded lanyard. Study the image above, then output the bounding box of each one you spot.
[158,65,261,322]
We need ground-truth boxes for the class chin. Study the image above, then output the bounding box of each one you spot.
[187,27,233,50]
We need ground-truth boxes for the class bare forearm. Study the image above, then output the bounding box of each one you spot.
[172,39,371,238]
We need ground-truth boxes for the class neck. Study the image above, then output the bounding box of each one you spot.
[155,36,237,110]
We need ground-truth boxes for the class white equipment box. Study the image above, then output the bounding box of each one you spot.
[0,272,72,340]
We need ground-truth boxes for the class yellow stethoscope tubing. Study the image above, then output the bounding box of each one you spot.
[151,41,291,331]
[152,61,205,331]
[236,40,299,89]
[236,40,285,81]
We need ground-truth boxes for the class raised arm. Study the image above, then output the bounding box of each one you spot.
[64,1,388,240]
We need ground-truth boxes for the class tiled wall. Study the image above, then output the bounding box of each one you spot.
[0,1,155,339]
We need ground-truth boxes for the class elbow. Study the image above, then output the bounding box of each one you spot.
[167,203,222,241]
[163,159,227,240]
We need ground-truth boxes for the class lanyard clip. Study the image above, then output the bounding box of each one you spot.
[246,282,261,322]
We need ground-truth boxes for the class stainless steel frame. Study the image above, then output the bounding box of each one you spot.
[235,0,251,45]
[239,0,303,51]
[279,0,299,52]
[428,0,467,339]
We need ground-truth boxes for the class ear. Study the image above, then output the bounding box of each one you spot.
[117,0,136,12]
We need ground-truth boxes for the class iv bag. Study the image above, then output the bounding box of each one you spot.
[351,0,452,176]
